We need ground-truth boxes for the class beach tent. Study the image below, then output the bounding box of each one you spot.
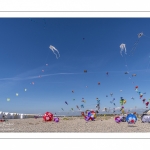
[19,114,25,119]
[0,111,3,119]
[141,113,150,123]
[14,113,19,119]
[143,109,150,115]
[10,113,15,119]
[3,112,11,119]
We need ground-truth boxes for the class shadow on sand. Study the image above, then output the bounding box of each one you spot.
[128,125,137,127]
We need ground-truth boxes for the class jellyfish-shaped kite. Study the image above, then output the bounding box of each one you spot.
[120,43,127,56]
[49,45,60,59]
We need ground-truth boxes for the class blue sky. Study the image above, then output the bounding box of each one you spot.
[0,18,150,115]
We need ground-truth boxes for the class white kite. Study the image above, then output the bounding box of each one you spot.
[120,43,127,56]
[130,32,144,55]
[49,45,60,59]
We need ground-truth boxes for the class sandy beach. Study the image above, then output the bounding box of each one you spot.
[0,116,150,132]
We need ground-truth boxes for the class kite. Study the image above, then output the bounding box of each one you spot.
[54,117,59,122]
[97,100,100,104]
[43,112,53,122]
[81,111,96,121]
[141,114,150,123]
[104,107,107,112]
[49,45,60,59]
[24,88,27,92]
[132,74,136,77]
[124,71,129,74]
[76,105,80,110]
[84,70,87,73]
[73,99,75,101]
[106,72,109,75]
[142,99,146,103]
[115,116,121,123]
[113,108,115,113]
[131,97,134,100]
[145,102,149,108]
[110,93,113,97]
[81,104,84,108]
[98,82,100,85]
[61,108,64,111]
[120,97,126,106]
[46,64,48,66]
[16,93,19,96]
[65,101,68,105]
[120,43,127,56]
[126,113,137,124]
[7,98,10,102]
[130,32,144,55]
[81,99,86,103]
[120,106,124,111]
[72,90,74,93]
[96,104,100,110]
[31,82,34,85]
[42,70,44,72]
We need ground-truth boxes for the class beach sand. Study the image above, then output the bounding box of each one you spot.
[0,116,150,132]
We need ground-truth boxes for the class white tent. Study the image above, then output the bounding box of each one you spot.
[143,110,150,115]
[10,113,15,119]
[3,112,11,119]
[0,111,3,119]
[19,114,25,119]
[14,113,19,119]
[141,114,150,123]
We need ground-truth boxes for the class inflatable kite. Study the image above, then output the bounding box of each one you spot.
[81,111,96,121]
[126,113,137,124]
[145,102,149,108]
[141,114,150,123]
[54,117,59,122]
[115,116,121,123]
[43,112,53,121]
